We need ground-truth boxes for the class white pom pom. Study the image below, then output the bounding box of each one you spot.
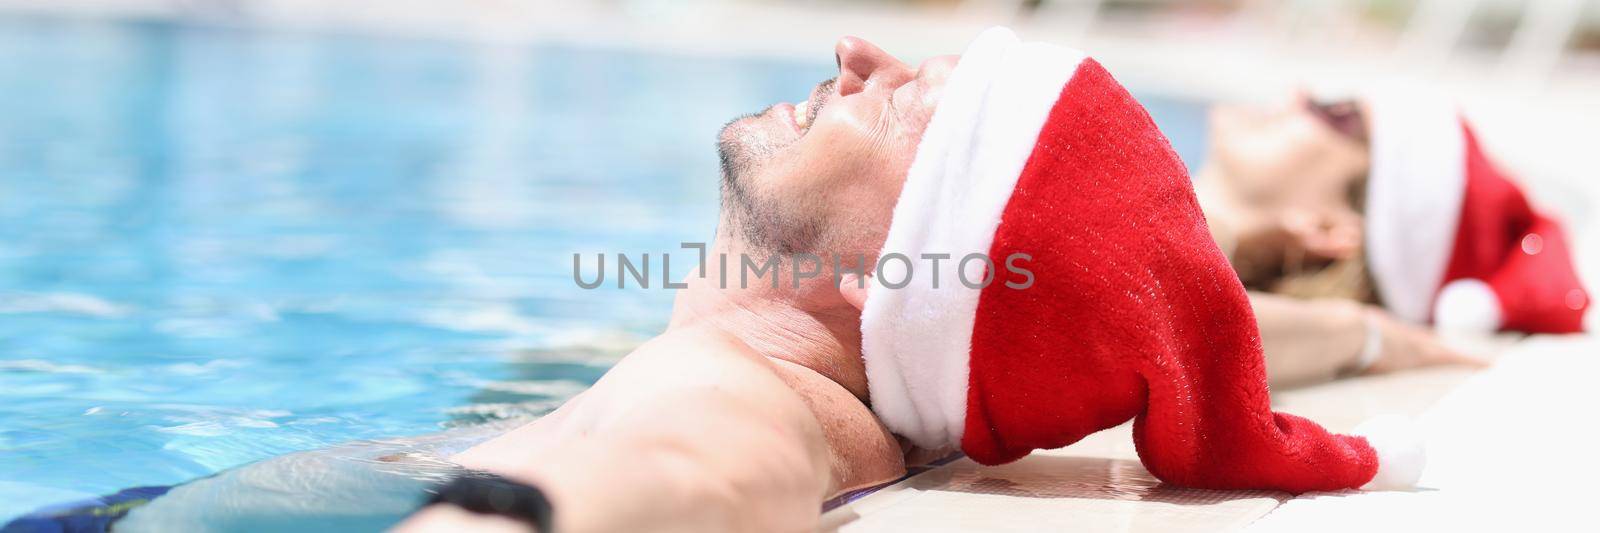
[1433,279,1501,334]
[1353,415,1426,490]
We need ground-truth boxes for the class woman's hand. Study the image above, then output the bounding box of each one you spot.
[1360,310,1489,375]
[1251,292,1489,388]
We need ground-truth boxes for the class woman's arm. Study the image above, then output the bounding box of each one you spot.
[1252,292,1367,387]
[1251,292,1484,388]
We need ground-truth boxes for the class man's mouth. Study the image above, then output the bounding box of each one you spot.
[793,99,811,130]
[791,78,837,134]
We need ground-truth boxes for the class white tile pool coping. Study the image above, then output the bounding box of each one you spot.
[821,334,1598,532]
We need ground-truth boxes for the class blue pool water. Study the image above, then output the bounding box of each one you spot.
[0,16,1207,524]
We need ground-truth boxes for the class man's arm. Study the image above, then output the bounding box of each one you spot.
[398,326,904,532]
[1252,292,1484,388]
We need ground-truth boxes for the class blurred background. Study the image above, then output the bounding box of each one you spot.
[0,0,1595,524]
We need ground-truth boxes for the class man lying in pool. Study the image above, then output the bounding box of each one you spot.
[402,25,1447,529]
[397,37,954,532]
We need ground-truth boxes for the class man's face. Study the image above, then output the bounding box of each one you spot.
[719,37,957,260]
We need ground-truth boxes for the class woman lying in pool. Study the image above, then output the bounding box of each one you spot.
[1197,90,1590,387]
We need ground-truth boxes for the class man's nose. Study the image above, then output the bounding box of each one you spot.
[834,36,910,97]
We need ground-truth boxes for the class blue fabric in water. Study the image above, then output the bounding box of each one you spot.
[1,486,171,533]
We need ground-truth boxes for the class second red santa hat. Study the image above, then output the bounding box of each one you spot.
[860,27,1422,494]
[1365,93,1590,334]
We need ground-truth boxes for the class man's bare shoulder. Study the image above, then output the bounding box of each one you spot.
[587,323,788,396]
[459,321,904,497]
[459,324,798,452]
[452,323,840,531]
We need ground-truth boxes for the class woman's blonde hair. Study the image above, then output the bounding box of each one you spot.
[1268,248,1376,303]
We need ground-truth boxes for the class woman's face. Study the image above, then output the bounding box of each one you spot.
[1206,91,1371,274]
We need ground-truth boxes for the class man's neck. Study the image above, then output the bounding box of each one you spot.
[666,237,870,400]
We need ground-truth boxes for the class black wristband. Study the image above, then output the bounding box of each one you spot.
[424,472,554,532]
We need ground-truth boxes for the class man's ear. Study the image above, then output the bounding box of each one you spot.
[838,273,872,311]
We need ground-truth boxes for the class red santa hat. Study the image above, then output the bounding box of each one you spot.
[859,28,1422,494]
[1365,93,1590,334]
